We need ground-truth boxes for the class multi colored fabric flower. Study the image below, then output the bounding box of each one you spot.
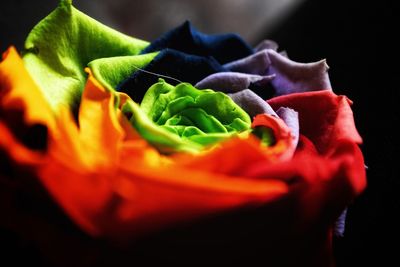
[0,0,366,266]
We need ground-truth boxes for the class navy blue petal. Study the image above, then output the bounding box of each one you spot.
[140,21,254,64]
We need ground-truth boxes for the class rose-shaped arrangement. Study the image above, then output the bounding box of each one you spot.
[0,0,366,266]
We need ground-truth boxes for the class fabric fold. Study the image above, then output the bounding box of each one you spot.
[228,89,277,118]
[266,50,332,95]
[195,72,275,93]
[197,48,331,100]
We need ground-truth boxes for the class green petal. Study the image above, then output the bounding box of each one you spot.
[23,0,148,110]
[124,79,252,153]
[142,80,251,127]
[171,108,228,133]
[122,100,202,154]
[87,52,158,91]
[252,126,276,147]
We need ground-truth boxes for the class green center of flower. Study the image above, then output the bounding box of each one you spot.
[122,79,251,153]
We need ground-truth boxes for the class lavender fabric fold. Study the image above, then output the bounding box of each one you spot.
[254,39,279,52]
[276,107,299,147]
[334,209,348,237]
[195,72,275,93]
[228,89,277,118]
[228,90,300,148]
[140,21,254,64]
[266,50,332,95]
[223,50,271,75]
[212,48,332,96]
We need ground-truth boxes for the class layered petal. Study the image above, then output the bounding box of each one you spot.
[220,48,332,97]
[0,47,54,129]
[195,72,275,93]
[228,89,277,118]
[266,50,332,95]
[88,52,158,91]
[0,47,55,160]
[23,0,148,110]
[121,79,252,153]
[141,21,253,64]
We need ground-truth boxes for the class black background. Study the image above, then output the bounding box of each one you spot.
[1,0,398,266]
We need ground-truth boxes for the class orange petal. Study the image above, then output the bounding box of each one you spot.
[0,122,43,164]
[36,71,289,237]
[45,69,126,171]
[0,47,55,131]
[252,113,297,161]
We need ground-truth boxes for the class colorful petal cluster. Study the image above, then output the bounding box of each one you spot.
[0,0,366,265]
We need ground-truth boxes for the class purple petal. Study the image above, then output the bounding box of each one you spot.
[195,72,275,93]
[223,50,270,75]
[228,91,300,150]
[279,50,289,58]
[276,107,299,147]
[266,50,332,95]
[334,208,348,237]
[254,40,279,52]
[228,89,277,118]
[223,48,331,96]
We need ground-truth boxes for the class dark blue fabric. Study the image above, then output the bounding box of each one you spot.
[117,48,225,102]
[140,21,254,64]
